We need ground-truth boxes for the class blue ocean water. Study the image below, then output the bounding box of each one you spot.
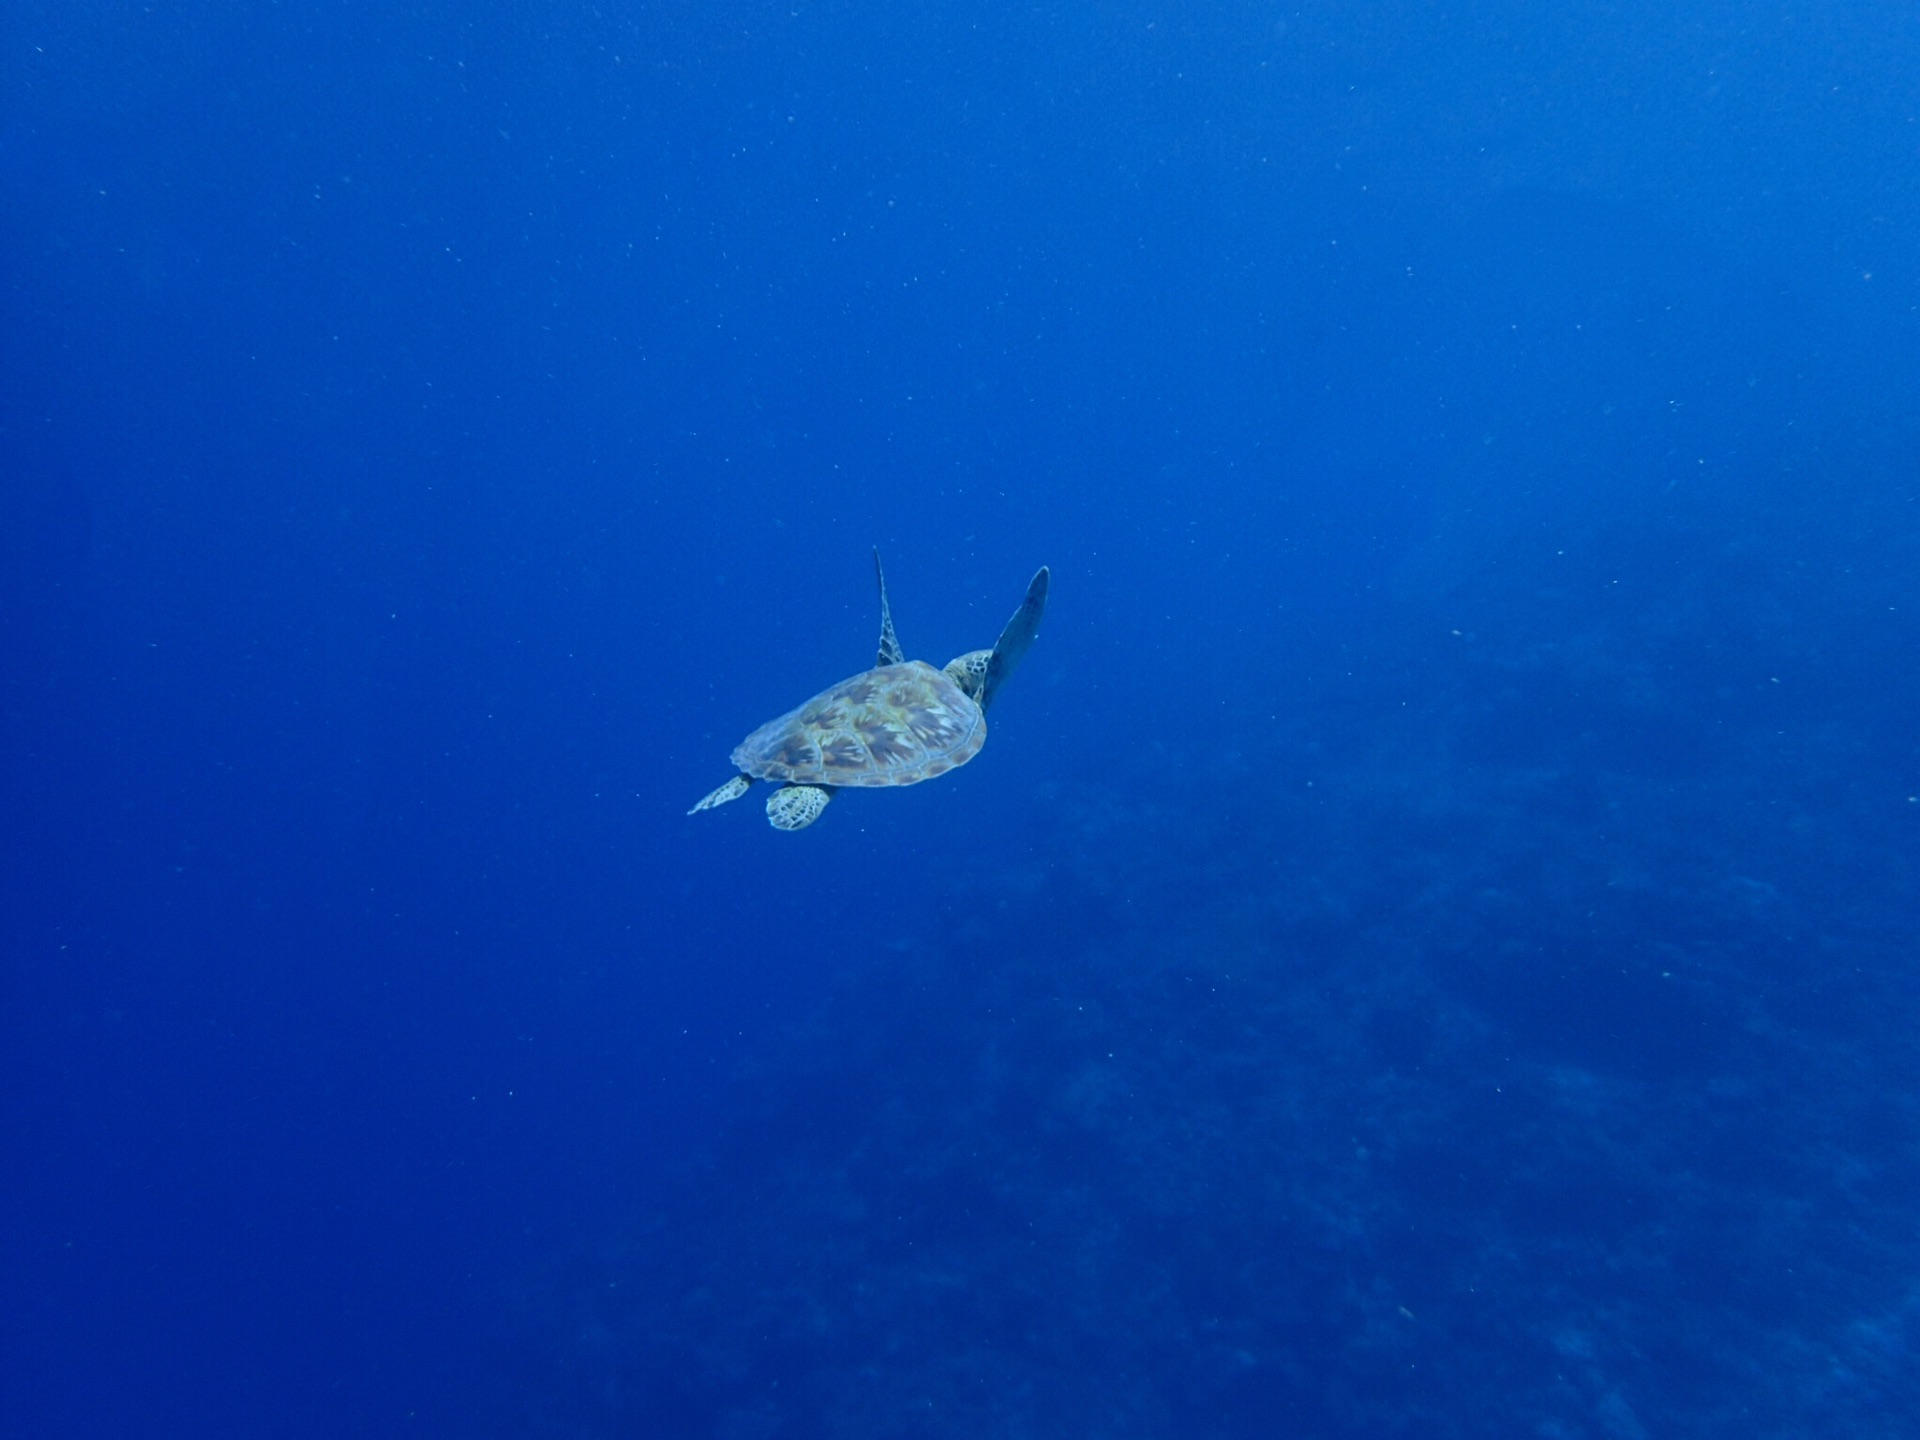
[5,2,1918,1435]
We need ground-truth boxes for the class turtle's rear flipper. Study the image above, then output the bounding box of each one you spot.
[689,775,752,815]
[767,784,831,831]
[980,566,1049,713]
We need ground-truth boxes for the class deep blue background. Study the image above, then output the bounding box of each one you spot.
[5,3,1918,1436]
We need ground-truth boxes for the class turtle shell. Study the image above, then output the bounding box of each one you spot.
[732,661,986,788]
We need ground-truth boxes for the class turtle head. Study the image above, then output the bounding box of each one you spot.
[943,649,992,703]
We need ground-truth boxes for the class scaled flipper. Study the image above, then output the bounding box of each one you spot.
[689,774,752,815]
[766,784,832,831]
[873,547,904,667]
[979,566,1049,713]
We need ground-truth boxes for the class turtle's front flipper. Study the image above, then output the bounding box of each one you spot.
[766,784,831,831]
[873,547,905,668]
[979,565,1049,713]
[689,775,752,815]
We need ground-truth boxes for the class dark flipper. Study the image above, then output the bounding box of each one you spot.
[873,547,905,667]
[979,566,1049,713]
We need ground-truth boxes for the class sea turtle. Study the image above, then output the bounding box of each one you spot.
[689,550,1050,830]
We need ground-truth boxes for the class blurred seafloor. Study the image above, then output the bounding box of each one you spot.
[521,472,1920,1439]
